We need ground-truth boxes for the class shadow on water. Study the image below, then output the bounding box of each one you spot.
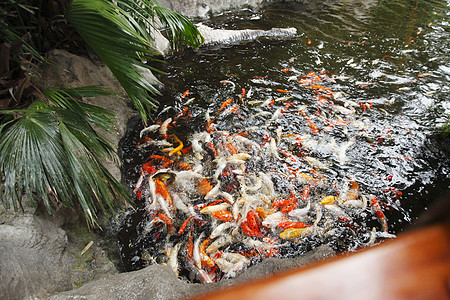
[117,0,449,277]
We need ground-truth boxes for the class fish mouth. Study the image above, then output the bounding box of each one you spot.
[151,169,177,185]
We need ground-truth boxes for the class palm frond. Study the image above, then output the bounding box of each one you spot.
[65,0,204,123]
[0,98,131,227]
[43,85,117,132]
[58,121,129,226]
[152,4,204,50]
[116,0,204,50]
[65,0,162,124]
[0,105,74,211]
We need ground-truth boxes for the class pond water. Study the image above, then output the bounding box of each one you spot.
[118,0,449,281]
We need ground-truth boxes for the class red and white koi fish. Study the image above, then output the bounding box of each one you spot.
[159,118,172,139]
[370,195,388,233]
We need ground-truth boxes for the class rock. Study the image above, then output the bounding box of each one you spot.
[197,23,297,45]
[233,245,335,283]
[158,0,268,17]
[0,199,120,300]
[0,205,72,300]
[49,246,335,299]
[49,265,206,300]
[36,49,138,182]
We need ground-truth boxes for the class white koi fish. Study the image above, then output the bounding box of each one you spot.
[200,202,231,215]
[210,222,235,239]
[168,242,182,277]
[193,232,205,269]
[159,118,172,138]
[289,201,311,220]
[140,124,160,138]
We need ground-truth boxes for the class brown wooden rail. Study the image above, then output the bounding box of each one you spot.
[190,224,449,300]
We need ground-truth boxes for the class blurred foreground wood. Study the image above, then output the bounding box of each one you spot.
[191,224,449,300]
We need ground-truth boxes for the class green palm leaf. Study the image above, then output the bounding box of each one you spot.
[43,85,117,132]
[65,0,204,123]
[0,94,131,227]
[65,0,162,124]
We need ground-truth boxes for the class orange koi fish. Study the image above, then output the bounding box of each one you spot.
[142,162,157,175]
[240,88,246,102]
[276,89,291,93]
[218,99,232,114]
[226,142,238,155]
[178,216,194,236]
[157,212,174,233]
[187,229,194,258]
[241,221,265,238]
[180,90,189,100]
[310,85,333,94]
[154,178,173,207]
[205,118,216,133]
[198,178,213,195]
[281,68,291,73]
[299,110,319,135]
[277,221,310,229]
[246,211,261,233]
[256,207,277,219]
[200,237,214,268]
[212,210,234,222]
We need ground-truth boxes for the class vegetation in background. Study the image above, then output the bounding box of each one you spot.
[0,0,204,226]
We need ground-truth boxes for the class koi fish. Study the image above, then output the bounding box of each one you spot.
[212,210,234,222]
[168,135,183,156]
[220,80,236,89]
[210,222,235,239]
[193,232,205,269]
[370,195,388,233]
[240,88,246,101]
[276,89,291,93]
[218,98,232,114]
[241,221,265,238]
[180,90,189,100]
[200,202,231,215]
[178,216,194,236]
[277,221,310,229]
[320,195,336,205]
[299,110,319,135]
[140,124,160,138]
[280,226,314,240]
[288,201,311,220]
[262,212,288,229]
[200,237,214,268]
[168,242,182,277]
[159,118,172,139]
[206,234,236,253]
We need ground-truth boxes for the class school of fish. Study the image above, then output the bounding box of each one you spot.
[132,70,397,283]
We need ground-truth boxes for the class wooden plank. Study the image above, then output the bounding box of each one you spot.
[190,224,449,300]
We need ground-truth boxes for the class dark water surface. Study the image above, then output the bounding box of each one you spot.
[118,0,449,278]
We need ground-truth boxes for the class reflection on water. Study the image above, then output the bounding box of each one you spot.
[118,0,449,280]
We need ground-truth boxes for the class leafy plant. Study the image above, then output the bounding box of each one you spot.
[0,0,204,226]
[65,0,204,124]
[0,87,131,227]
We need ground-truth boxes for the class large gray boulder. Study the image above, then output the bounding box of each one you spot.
[159,0,268,17]
[49,245,334,300]
[0,200,120,300]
